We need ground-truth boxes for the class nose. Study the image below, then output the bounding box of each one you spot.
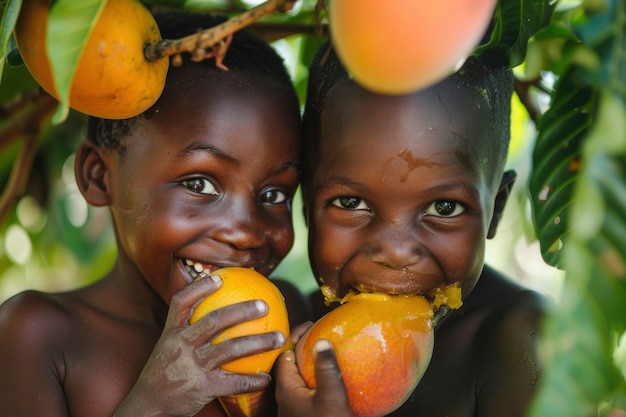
[366,224,422,270]
[212,197,266,250]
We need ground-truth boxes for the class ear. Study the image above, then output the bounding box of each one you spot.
[487,170,517,239]
[74,141,112,207]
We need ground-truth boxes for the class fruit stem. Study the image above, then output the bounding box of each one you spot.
[432,305,451,329]
[144,0,298,63]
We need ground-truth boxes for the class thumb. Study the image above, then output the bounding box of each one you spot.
[313,339,353,415]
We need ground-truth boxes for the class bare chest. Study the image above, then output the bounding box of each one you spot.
[60,316,160,417]
[387,311,485,417]
[58,315,227,417]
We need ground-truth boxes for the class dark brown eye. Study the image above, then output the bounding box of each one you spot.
[261,189,287,204]
[426,200,465,217]
[332,196,369,210]
[182,178,219,195]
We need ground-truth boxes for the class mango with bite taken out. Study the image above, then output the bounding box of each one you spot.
[295,292,436,417]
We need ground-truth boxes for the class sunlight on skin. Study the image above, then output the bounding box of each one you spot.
[0,39,564,305]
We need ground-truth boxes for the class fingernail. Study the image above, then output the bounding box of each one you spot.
[254,300,268,313]
[209,274,221,284]
[275,331,286,347]
[314,339,332,353]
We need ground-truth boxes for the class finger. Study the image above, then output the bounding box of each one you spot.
[188,299,269,343]
[211,372,273,397]
[313,339,352,412]
[275,350,312,415]
[275,350,307,388]
[168,274,223,326]
[290,321,313,344]
[197,330,286,367]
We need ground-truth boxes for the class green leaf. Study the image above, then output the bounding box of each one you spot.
[5,34,22,67]
[47,0,105,123]
[571,0,626,97]
[529,68,596,268]
[529,273,625,417]
[529,0,626,268]
[528,0,626,414]
[0,0,22,81]
[181,0,229,10]
[476,0,557,68]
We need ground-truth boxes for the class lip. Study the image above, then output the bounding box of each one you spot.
[339,263,444,297]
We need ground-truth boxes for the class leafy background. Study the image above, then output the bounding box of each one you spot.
[0,0,624,416]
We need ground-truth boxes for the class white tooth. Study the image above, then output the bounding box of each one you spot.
[193,262,204,273]
[185,259,194,266]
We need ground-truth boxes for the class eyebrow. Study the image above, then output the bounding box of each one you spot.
[174,141,236,163]
[175,140,301,174]
[315,175,368,193]
[423,182,481,199]
[278,160,302,173]
[316,175,481,198]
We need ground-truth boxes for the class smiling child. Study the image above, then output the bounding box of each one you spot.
[275,44,549,417]
[0,10,306,417]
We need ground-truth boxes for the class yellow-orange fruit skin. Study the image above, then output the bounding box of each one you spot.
[296,293,434,417]
[14,0,168,119]
[189,267,291,374]
[330,0,497,95]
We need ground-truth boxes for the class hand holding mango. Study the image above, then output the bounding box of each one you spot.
[296,285,462,417]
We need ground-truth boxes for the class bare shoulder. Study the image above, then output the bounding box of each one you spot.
[0,290,80,415]
[453,265,550,364]
[462,265,551,416]
[468,265,550,328]
[0,290,77,365]
[0,289,75,343]
[436,265,550,341]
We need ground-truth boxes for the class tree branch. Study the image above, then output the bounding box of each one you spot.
[144,0,298,64]
[0,92,57,153]
[514,76,551,127]
[251,22,328,43]
[0,92,58,225]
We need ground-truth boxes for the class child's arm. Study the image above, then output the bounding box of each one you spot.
[275,337,354,417]
[0,276,285,417]
[114,276,285,417]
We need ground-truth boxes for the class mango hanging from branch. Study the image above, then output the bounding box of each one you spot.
[13,0,298,120]
[14,0,169,120]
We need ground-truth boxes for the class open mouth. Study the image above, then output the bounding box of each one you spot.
[183,259,220,281]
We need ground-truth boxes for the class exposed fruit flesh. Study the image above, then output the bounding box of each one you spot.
[296,292,435,417]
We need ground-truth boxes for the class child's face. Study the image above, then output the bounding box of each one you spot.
[306,78,502,301]
[106,71,300,303]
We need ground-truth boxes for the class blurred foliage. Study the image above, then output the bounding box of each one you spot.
[0,0,625,415]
